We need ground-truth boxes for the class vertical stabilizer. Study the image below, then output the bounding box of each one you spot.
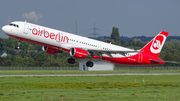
[140,31,168,57]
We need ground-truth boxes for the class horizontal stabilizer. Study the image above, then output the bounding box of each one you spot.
[149,59,177,64]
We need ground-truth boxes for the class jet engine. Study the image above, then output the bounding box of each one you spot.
[70,47,88,59]
[42,46,62,54]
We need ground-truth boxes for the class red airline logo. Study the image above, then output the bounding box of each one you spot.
[152,35,163,50]
[150,34,166,54]
[32,28,69,43]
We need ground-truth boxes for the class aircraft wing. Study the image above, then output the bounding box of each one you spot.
[73,47,140,57]
[89,49,140,57]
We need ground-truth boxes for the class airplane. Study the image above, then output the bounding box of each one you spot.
[1,21,176,67]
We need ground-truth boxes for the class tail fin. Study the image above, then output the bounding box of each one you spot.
[140,31,168,58]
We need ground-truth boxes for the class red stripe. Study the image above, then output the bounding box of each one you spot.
[7,34,70,52]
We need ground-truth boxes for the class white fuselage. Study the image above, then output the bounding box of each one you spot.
[2,21,135,57]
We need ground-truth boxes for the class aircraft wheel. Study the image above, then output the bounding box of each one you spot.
[68,58,75,64]
[15,40,21,49]
[15,46,20,49]
[86,61,94,67]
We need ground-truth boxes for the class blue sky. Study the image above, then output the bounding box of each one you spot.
[0,0,180,38]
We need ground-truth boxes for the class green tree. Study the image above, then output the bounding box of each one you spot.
[1,37,18,51]
[20,41,29,50]
[7,49,17,55]
[10,55,23,67]
[101,38,112,43]
[27,57,35,66]
[28,44,36,50]
[27,51,37,58]
[110,27,121,45]
[19,50,26,58]
[34,52,47,66]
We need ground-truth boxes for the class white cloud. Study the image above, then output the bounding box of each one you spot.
[22,11,43,23]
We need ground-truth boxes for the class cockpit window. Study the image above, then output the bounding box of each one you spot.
[9,23,19,28]
[9,24,14,26]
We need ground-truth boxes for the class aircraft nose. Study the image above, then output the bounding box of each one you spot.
[2,26,8,34]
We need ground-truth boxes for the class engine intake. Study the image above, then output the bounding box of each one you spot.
[42,46,62,54]
[70,47,88,59]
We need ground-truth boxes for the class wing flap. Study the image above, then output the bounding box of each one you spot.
[71,46,140,58]
[87,48,140,57]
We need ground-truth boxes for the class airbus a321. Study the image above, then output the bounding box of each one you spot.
[1,21,175,67]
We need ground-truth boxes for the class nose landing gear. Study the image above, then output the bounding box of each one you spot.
[15,40,21,49]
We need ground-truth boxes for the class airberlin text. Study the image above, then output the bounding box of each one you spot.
[32,28,68,43]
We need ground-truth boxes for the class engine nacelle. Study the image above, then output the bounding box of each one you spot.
[42,46,62,54]
[70,47,88,59]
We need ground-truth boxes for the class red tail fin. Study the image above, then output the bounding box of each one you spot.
[140,31,168,58]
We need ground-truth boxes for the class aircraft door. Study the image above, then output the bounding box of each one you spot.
[138,53,143,63]
[24,22,29,34]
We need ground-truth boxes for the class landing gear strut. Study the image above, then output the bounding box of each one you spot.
[15,40,21,49]
[86,61,94,67]
[68,58,75,64]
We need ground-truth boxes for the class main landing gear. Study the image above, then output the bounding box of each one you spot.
[68,58,75,64]
[86,61,94,67]
[15,40,21,49]
[67,58,94,67]
[86,58,94,67]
